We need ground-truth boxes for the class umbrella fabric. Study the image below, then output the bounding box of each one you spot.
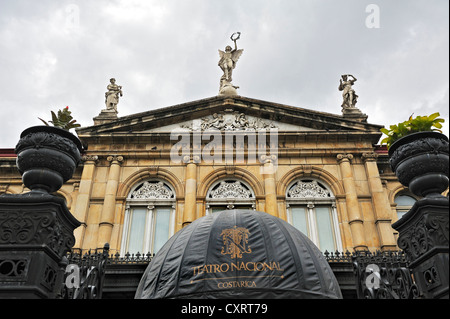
[135,210,342,299]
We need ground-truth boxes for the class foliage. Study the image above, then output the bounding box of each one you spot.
[380,112,445,148]
[39,106,81,130]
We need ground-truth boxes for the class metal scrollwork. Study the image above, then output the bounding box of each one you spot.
[287,180,331,199]
[60,243,110,299]
[131,181,174,199]
[209,181,253,199]
[352,250,422,299]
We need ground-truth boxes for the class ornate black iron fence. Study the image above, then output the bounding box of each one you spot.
[350,250,421,299]
[61,247,424,299]
[60,244,154,299]
[323,250,423,299]
[59,243,110,299]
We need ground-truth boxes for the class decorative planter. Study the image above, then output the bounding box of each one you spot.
[1,125,82,298]
[388,131,449,198]
[14,126,83,193]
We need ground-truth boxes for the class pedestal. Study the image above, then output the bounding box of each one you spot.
[392,197,449,299]
[0,192,81,298]
[93,109,118,125]
[342,107,368,122]
[218,80,239,96]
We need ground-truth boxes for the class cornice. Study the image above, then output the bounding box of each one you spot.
[76,95,383,137]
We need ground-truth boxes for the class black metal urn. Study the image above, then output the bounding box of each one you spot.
[14,126,83,193]
[389,131,449,198]
[0,126,83,298]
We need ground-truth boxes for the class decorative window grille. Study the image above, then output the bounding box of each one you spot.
[286,179,342,252]
[206,179,256,214]
[121,180,175,256]
[287,180,331,199]
[130,181,174,199]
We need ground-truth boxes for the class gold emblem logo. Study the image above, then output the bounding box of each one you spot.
[220,226,252,259]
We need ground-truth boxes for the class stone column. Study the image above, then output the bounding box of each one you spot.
[72,155,98,250]
[261,155,279,217]
[182,155,199,227]
[362,152,397,250]
[97,155,123,248]
[337,154,367,251]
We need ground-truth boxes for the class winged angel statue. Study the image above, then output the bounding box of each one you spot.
[218,32,243,94]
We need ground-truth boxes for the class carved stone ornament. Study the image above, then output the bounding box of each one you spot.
[107,155,124,163]
[362,152,378,162]
[208,181,253,199]
[260,154,278,164]
[82,155,99,163]
[182,111,277,132]
[287,180,331,199]
[337,153,354,162]
[131,181,174,199]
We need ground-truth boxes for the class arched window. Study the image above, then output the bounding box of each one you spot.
[286,179,342,252]
[394,193,417,219]
[120,180,176,255]
[206,179,256,214]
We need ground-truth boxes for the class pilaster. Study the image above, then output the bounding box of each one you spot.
[97,155,123,248]
[362,152,397,250]
[182,155,199,227]
[261,155,279,217]
[337,154,367,251]
[72,155,98,250]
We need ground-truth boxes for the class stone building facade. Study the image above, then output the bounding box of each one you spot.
[0,95,417,256]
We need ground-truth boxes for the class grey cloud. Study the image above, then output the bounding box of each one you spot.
[0,0,448,147]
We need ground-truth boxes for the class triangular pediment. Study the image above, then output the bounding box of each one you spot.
[140,111,316,133]
[76,95,383,139]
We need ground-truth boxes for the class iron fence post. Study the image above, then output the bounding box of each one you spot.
[392,197,449,299]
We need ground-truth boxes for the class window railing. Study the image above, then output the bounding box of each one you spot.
[107,251,155,265]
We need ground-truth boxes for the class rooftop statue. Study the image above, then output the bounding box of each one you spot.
[105,78,123,112]
[339,74,358,109]
[218,32,243,96]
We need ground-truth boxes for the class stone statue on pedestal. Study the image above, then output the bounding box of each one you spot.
[218,32,243,96]
[105,78,123,112]
[93,78,123,125]
[339,74,358,109]
[338,74,368,122]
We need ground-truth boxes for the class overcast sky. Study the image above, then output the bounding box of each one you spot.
[0,0,448,148]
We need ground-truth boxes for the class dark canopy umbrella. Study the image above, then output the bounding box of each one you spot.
[135,210,342,299]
